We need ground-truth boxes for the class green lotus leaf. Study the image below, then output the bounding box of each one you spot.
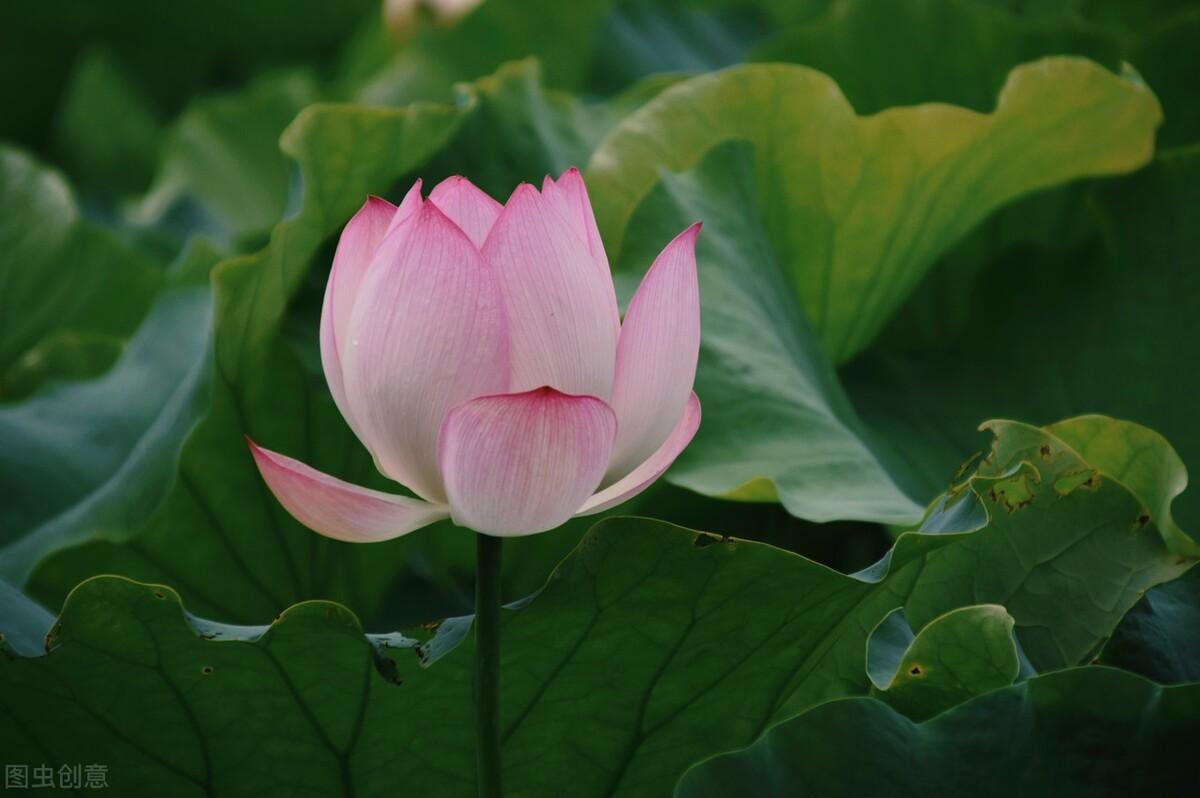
[848,150,1200,534]
[0,146,161,386]
[587,57,1160,363]
[867,605,1020,722]
[676,666,1195,797]
[1101,565,1200,684]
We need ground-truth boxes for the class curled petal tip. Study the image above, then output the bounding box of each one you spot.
[428,175,502,246]
[676,221,702,244]
[554,165,582,182]
[507,182,540,203]
[438,175,473,191]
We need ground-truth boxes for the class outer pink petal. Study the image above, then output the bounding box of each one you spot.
[341,201,509,503]
[482,184,618,398]
[578,393,700,516]
[428,175,503,248]
[437,387,617,536]
[542,167,609,272]
[319,196,394,430]
[320,184,422,440]
[541,168,620,338]
[605,223,701,483]
[248,439,448,542]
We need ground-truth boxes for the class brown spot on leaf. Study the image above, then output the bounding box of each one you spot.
[990,473,1035,512]
[201,665,214,675]
[44,622,63,652]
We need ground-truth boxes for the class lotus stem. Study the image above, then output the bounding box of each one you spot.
[475,532,503,798]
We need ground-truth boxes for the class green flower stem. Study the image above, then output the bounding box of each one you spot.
[475,532,503,798]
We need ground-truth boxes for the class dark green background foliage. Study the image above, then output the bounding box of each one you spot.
[1,0,1198,795]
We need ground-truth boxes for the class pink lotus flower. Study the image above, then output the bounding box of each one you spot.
[248,169,700,537]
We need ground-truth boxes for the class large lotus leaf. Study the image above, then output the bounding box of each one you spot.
[586,57,1160,364]
[610,141,925,521]
[1047,415,1194,555]
[847,150,1200,533]
[841,2,1200,393]
[675,667,1196,798]
[0,578,54,657]
[0,282,214,584]
[867,605,1020,722]
[755,0,1199,357]
[830,416,1190,678]
[1100,565,1200,684]
[0,146,161,388]
[4,414,1192,796]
